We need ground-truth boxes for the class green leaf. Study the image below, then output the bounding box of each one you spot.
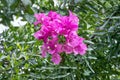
[0,55,7,61]
[24,14,35,24]
[21,0,32,6]
[24,6,34,14]
[16,43,22,51]
[105,2,112,8]
[5,0,16,7]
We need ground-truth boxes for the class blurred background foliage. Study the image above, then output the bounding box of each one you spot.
[0,0,120,80]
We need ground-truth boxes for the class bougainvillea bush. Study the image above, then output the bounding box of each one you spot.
[34,11,87,64]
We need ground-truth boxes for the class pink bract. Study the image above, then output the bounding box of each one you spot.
[34,11,87,64]
[51,53,61,64]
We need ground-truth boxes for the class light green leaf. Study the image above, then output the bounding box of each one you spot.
[21,0,32,6]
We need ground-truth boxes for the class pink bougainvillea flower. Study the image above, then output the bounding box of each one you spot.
[51,53,61,64]
[48,11,61,20]
[62,43,73,54]
[34,13,50,26]
[66,32,81,47]
[74,43,87,55]
[69,11,79,26]
[41,43,47,58]
[33,10,87,64]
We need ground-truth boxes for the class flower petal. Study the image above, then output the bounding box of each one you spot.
[51,53,61,64]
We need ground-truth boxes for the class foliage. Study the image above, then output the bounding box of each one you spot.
[0,0,120,80]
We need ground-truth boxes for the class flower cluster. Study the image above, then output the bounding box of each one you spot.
[34,11,87,64]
